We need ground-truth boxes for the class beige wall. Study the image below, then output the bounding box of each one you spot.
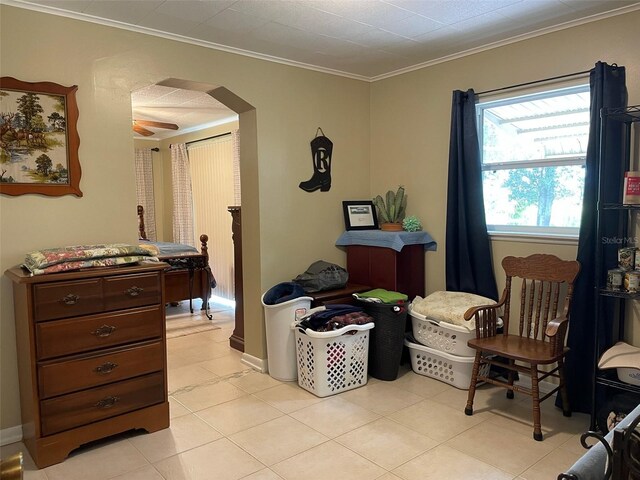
[370,10,640,335]
[0,6,371,430]
[1,4,639,434]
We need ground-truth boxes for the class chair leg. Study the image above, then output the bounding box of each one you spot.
[557,357,572,417]
[465,351,482,416]
[530,365,543,441]
[506,358,515,399]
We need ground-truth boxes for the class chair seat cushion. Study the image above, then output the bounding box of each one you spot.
[468,335,566,364]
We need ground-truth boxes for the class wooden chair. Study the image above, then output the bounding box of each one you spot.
[463,254,581,441]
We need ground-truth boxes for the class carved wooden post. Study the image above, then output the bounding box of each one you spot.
[228,206,244,352]
[137,205,147,240]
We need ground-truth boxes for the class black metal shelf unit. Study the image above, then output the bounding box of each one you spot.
[591,105,640,430]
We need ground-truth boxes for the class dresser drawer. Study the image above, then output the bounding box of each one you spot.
[34,279,103,322]
[38,341,164,399]
[40,372,165,436]
[36,305,163,360]
[103,273,161,311]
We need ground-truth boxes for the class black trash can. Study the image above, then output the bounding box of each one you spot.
[359,301,407,381]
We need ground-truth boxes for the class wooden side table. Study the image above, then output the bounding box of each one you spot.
[336,230,437,302]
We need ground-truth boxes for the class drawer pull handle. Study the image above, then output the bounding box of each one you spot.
[126,286,144,297]
[62,294,80,305]
[94,362,118,375]
[91,325,116,337]
[95,396,120,409]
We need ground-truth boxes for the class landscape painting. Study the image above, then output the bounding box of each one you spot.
[0,77,81,196]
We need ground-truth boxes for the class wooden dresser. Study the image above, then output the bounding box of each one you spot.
[5,263,170,468]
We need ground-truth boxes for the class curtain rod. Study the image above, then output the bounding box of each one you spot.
[476,69,591,96]
[186,132,231,146]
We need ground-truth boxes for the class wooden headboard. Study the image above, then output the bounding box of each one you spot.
[137,205,147,240]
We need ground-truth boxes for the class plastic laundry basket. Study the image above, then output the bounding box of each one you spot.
[359,301,407,381]
[293,322,374,397]
[262,293,313,381]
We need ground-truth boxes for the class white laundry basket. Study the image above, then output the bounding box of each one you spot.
[262,294,313,381]
[404,335,491,390]
[293,322,374,397]
[409,306,476,357]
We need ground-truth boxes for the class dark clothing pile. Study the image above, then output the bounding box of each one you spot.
[298,304,373,333]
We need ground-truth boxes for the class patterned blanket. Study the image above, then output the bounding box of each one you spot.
[411,291,498,330]
[24,244,158,275]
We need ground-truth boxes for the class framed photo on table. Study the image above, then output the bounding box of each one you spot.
[342,200,378,231]
[0,77,82,197]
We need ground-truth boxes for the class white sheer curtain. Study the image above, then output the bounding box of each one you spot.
[134,148,157,241]
[188,134,236,300]
[170,143,195,247]
[231,129,241,205]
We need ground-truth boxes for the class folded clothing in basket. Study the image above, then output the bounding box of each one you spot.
[298,304,373,332]
[353,288,408,304]
[411,291,498,330]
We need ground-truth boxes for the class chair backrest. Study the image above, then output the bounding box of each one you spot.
[501,254,580,341]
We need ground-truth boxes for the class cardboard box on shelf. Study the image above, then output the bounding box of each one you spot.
[623,171,640,204]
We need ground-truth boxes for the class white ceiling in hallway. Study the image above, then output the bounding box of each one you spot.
[131,84,237,140]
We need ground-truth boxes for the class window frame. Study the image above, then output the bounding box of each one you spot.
[477,84,590,240]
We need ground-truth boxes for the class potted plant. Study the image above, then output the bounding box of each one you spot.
[373,186,407,231]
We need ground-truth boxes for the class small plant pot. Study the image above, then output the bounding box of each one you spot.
[380,222,403,232]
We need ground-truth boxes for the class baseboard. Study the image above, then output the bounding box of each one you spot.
[241,353,267,373]
[0,425,23,446]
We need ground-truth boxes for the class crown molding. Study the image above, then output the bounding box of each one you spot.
[3,0,640,83]
[370,3,640,81]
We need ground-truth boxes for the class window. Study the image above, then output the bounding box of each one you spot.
[478,85,590,237]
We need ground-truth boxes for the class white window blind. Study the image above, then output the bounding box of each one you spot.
[188,135,236,300]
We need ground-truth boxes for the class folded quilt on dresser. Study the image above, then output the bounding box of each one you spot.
[24,244,158,275]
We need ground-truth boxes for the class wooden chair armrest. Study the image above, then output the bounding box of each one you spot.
[462,289,507,337]
[545,316,568,337]
[463,300,504,321]
[546,315,570,356]
[463,292,506,337]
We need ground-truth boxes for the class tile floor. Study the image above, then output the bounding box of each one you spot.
[2,304,591,480]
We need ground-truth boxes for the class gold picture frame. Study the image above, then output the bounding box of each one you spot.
[0,77,82,197]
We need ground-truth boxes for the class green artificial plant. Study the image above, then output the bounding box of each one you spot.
[373,186,407,224]
[402,215,422,232]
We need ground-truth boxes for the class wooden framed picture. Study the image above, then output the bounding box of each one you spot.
[342,200,378,231]
[0,77,82,197]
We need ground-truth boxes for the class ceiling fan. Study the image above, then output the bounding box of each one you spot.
[132,119,179,137]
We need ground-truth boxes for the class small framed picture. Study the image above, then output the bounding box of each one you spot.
[342,200,378,231]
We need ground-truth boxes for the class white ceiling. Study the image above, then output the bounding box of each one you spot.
[8,0,639,137]
[11,0,639,80]
[131,84,238,139]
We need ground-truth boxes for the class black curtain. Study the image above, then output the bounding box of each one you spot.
[560,62,627,414]
[446,89,498,301]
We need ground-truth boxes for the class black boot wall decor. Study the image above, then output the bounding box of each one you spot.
[299,127,333,193]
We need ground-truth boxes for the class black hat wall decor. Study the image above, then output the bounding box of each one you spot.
[299,127,333,193]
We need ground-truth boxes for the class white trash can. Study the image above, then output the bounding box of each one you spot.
[261,293,313,381]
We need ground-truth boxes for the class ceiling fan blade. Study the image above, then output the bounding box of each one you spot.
[133,119,179,130]
[133,124,154,136]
